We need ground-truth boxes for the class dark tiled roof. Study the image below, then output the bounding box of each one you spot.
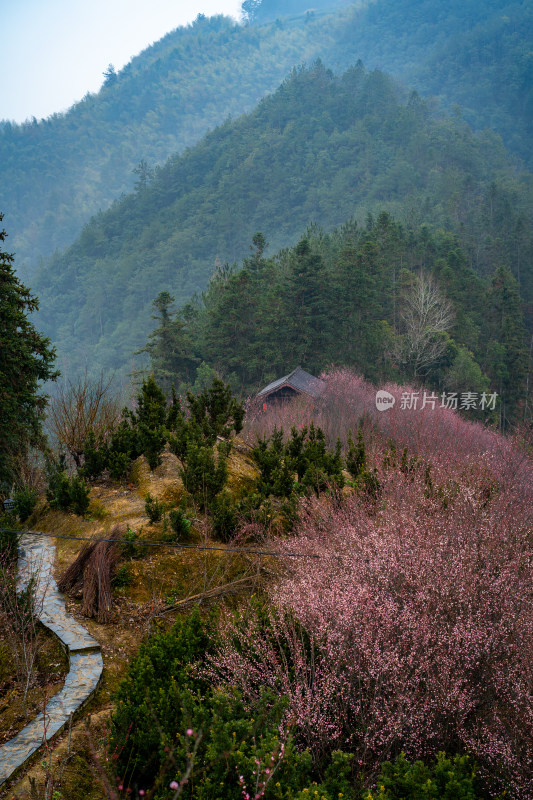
[257,367,326,398]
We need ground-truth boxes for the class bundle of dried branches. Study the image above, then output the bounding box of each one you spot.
[58,525,123,623]
[81,537,121,623]
[57,542,95,595]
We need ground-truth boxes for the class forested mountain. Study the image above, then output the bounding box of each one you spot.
[33,63,533,384]
[1,0,532,277]
[145,214,530,427]
[337,0,533,167]
[1,12,339,276]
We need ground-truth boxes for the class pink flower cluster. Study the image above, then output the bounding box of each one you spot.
[217,374,533,797]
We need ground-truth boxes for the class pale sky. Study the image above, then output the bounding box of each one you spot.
[1,0,243,123]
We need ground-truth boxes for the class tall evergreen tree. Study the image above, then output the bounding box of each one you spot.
[282,237,329,373]
[485,265,529,428]
[141,292,198,393]
[130,375,168,469]
[141,214,532,415]
[331,236,386,378]
[204,268,258,387]
[0,214,57,491]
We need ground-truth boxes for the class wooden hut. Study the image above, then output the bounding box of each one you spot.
[256,367,326,408]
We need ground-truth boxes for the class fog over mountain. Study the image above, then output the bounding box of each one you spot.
[1,0,531,279]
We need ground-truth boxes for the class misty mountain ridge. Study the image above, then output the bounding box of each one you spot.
[32,61,533,382]
[1,0,532,279]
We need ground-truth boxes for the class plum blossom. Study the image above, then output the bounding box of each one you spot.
[214,378,533,798]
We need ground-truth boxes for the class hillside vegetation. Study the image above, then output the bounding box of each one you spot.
[329,0,533,166]
[33,63,533,383]
[6,371,532,800]
[2,2,533,797]
[1,0,532,276]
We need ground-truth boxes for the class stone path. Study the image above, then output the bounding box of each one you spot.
[0,534,103,786]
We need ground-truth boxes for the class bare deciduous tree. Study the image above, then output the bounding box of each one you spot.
[47,372,121,468]
[396,271,454,377]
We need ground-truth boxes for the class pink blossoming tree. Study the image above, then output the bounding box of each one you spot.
[215,371,533,798]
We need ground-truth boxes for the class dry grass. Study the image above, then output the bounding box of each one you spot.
[10,709,111,800]
[0,627,68,746]
[129,448,185,505]
[225,437,259,496]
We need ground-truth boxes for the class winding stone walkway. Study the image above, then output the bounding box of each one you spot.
[0,534,103,786]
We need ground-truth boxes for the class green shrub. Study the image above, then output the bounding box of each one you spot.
[167,509,191,541]
[112,564,133,588]
[252,424,344,500]
[180,439,229,511]
[121,526,147,559]
[168,378,244,514]
[133,376,168,470]
[46,456,90,516]
[346,427,366,481]
[109,608,358,800]
[253,427,288,497]
[279,493,301,532]
[363,752,481,799]
[110,607,212,789]
[145,492,164,523]
[13,486,38,522]
[106,416,139,478]
[81,429,108,479]
[46,455,72,510]
[138,421,166,470]
[107,450,130,482]
[210,490,239,542]
[300,424,344,495]
[184,376,245,446]
[69,475,90,516]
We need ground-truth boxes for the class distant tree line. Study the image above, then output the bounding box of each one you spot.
[145,213,531,429]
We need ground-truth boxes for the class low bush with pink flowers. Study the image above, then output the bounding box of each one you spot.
[212,370,533,798]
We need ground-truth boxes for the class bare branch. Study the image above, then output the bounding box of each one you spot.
[46,372,121,468]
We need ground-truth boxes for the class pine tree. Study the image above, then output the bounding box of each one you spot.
[485,265,529,428]
[0,214,57,490]
[282,237,329,373]
[141,292,198,393]
[346,427,366,481]
[204,269,257,387]
[132,376,168,469]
